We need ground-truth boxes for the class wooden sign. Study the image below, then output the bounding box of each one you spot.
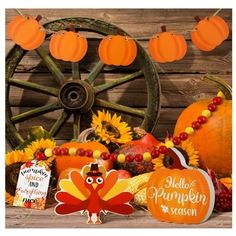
[13,160,51,209]
[147,148,215,224]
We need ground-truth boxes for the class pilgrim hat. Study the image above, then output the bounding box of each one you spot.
[86,163,102,176]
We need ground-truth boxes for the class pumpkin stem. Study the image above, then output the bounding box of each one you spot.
[35,15,42,22]
[161,25,167,32]
[202,75,232,100]
[194,16,201,22]
[70,24,75,32]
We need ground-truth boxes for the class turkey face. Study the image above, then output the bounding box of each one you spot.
[85,176,104,191]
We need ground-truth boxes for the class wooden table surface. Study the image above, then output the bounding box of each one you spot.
[5,204,232,228]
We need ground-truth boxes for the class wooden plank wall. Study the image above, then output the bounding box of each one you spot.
[5,9,232,148]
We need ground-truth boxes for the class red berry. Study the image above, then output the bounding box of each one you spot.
[126,154,134,162]
[53,147,61,155]
[197,115,207,124]
[24,201,31,208]
[172,137,181,145]
[134,154,143,162]
[158,145,167,154]
[191,121,201,130]
[208,103,217,112]
[151,149,160,159]
[77,148,85,156]
[212,96,222,105]
[109,153,117,161]
[101,152,110,160]
[35,151,46,161]
[85,149,93,157]
[179,132,188,141]
[60,148,69,155]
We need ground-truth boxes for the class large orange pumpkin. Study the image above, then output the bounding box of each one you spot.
[174,76,232,177]
[148,26,187,63]
[49,30,88,62]
[7,15,46,50]
[191,15,229,51]
[147,148,215,224]
[98,35,137,66]
[55,141,112,177]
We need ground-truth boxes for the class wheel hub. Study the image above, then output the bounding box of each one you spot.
[58,80,95,112]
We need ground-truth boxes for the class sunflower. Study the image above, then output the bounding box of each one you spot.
[5,150,31,205]
[91,110,132,144]
[24,138,56,160]
[152,138,199,169]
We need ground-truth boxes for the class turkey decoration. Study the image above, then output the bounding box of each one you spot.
[54,163,133,224]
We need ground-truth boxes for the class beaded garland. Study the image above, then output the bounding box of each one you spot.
[41,93,224,164]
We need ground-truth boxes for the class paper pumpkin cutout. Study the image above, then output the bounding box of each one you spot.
[7,15,46,51]
[147,148,215,224]
[49,30,88,62]
[98,35,137,66]
[191,16,229,51]
[54,163,133,224]
[148,26,187,63]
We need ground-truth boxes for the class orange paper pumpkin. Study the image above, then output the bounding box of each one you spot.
[49,31,88,62]
[7,15,46,50]
[191,16,229,51]
[147,148,215,224]
[98,35,137,66]
[148,26,187,63]
[55,141,112,178]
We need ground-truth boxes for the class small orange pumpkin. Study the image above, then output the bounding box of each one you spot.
[148,26,187,63]
[147,148,215,224]
[191,15,229,51]
[98,35,137,66]
[174,76,232,177]
[7,15,46,50]
[49,30,88,62]
[55,141,112,178]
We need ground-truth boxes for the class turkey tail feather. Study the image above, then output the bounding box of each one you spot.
[104,203,133,215]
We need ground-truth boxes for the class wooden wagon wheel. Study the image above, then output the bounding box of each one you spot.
[6,17,161,148]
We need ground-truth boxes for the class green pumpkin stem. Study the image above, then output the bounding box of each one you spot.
[202,75,232,100]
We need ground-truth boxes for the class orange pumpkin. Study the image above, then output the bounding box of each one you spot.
[57,168,81,189]
[147,148,215,224]
[191,15,229,51]
[7,15,46,50]
[49,30,88,62]
[174,76,232,177]
[55,141,112,178]
[148,26,187,63]
[98,35,137,66]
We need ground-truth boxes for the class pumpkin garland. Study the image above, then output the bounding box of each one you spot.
[7,15,46,50]
[191,15,229,51]
[148,26,187,63]
[49,29,88,62]
[98,35,137,66]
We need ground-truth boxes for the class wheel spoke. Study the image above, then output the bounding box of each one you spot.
[11,102,62,124]
[36,46,66,85]
[49,110,71,136]
[9,78,59,96]
[72,62,81,80]
[94,70,143,94]
[94,98,145,118]
[86,60,105,84]
[73,113,81,139]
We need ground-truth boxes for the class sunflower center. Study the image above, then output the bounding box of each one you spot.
[102,121,121,138]
[163,147,189,168]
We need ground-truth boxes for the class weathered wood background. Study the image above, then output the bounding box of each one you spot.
[5,9,232,228]
[5,8,232,147]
